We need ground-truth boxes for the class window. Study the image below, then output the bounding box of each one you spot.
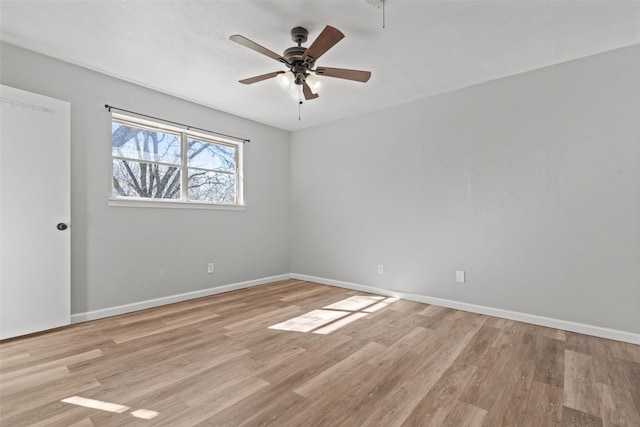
[111,115,243,207]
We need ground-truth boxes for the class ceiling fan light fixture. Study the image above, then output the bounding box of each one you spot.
[230,25,371,105]
[305,73,324,94]
[289,83,303,100]
[277,71,295,89]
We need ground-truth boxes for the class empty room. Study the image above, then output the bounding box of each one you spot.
[1,1,639,426]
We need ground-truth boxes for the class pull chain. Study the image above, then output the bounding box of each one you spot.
[299,101,302,121]
[383,0,386,29]
[368,0,388,29]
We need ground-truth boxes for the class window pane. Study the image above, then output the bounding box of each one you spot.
[187,138,236,172]
[188,170,235,203]
[112,159,181,199]
[112,122,180,165]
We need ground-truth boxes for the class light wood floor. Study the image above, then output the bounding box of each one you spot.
[1,279,639,426]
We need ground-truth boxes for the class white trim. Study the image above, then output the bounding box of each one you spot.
[71,274,290,323]
[108,198,246,210]
[110,113,244,208]
[70,272,639,346]
[291,273,640,346]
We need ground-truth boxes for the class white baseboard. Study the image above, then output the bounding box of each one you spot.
[71,274,291,323]
[291,273,640,346]
[70,272,639,346]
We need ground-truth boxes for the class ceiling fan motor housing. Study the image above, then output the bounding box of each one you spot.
[284,27,315,84]
[290,27,308,45]
[283,46,306,65]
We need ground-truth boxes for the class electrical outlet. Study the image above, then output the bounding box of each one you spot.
[456,270,465,283]
[377,264,384,275]
[207,263,214,274]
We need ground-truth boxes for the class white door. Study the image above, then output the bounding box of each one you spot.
[0,85,71,339]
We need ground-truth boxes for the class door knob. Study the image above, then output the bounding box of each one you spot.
[56,223,68,231]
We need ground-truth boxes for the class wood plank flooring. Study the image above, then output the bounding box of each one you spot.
[1,279,638,426]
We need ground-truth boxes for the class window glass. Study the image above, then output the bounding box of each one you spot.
[111,116,243,205]
[188,170,235,203]
[112,122,180,165]
[112,160,181,199]
[187,138,236,172]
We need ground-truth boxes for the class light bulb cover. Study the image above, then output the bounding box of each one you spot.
[305,73,324,94]
[289,83,303,100]
[277,71,295,90]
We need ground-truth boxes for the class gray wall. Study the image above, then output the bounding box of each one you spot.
[3,41,639,335]
[1,42,291,315]
[291,44,640,334]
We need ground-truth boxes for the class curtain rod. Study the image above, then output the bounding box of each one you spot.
[104,104,250,143]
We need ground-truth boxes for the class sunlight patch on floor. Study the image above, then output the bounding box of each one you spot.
[268,309,350,333]
[313,312,369,335]
[131,409,160,419]
[61,396,158,420]
[61,396,129,413]
[324,295,387,311]
[268,295,397,334]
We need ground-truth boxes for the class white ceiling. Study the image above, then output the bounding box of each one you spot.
[1,1,639,131]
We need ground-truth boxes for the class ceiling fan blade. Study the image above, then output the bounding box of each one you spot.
[239,71,283,85]
[315,67,371,83]
[230,35,286,63]
[302,25,345,63]
[303,82,319,100]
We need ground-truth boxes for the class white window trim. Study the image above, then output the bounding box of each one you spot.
[109,113,245,209]
[108,198,246,210]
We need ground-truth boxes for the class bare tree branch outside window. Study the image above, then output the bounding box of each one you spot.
[111,119,239,204]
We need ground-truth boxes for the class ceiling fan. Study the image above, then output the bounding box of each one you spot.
[230,26,371,101]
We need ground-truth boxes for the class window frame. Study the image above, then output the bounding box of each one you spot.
[109,113,245,210]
